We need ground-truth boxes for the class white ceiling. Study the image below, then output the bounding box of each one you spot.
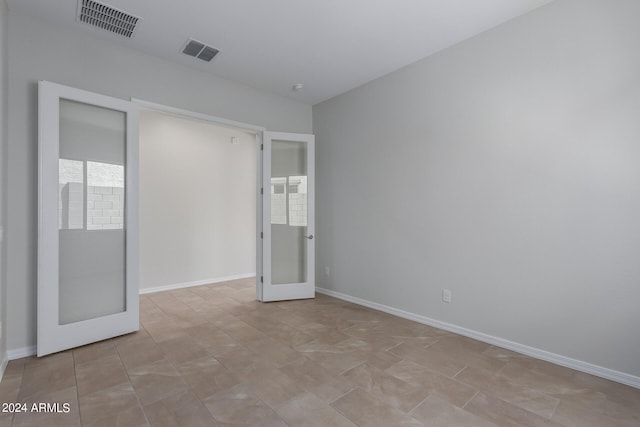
[7,0,554,105]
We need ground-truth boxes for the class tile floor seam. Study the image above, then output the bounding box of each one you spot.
[462,390,479,409]
[255,388,295,427]
[478,390,559,424]
[144,328,216,425]
[328,385,359,405]
[382,358,406,376]
[381,342,401,351]
[494,361,509,377]
[423,338,441,349]
[451,366,469,384]
[112,336,152,427]
[327,395,361,426]
[384,342,403,353]
[13,365,25,407]
[71,349,83,426]
[452,364,468,379]
[407,392,433,415]
[337,360,367,377]
[549,397,562,421]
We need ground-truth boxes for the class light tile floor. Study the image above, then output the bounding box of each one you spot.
[0,278,638,426]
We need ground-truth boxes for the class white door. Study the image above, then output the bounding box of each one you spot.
[258,132,315,301]
[37,81,139,356]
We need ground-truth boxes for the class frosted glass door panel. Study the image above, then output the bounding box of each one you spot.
[271,140,308,285]
[58,99,126,324]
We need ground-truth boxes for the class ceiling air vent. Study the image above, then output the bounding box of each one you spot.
[182,39,220,62]
[77,0,140,38]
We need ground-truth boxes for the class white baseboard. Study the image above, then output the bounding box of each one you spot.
[316,287,640,389]
[139,273,256,295]
[0,352,8,380]
[7,345,37,360]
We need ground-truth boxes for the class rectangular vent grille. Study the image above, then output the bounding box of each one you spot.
[182,39,220,62]
[78,0,140,38]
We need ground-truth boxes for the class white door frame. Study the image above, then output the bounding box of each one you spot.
[130,99,267,301]
[131,99,266,134]
[130,100,315,302]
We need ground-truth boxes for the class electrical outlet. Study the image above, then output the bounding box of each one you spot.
[325,267,331,278]
[442,289,452,304]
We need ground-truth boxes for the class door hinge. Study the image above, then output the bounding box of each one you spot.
[261,187,263,195]
[260,143,264,151]
[260,232,263,239]
[260,276,263,283]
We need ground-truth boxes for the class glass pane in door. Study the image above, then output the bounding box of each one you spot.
[271,140,308,284]
[58,99,127,324]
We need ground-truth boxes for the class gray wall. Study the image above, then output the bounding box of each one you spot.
[0,0,7,368]
[5,11,312,352]
[314,0,640,377]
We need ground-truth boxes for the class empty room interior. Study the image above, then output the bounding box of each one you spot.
[0,0,639,426]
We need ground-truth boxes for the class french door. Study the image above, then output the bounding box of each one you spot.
[258,132,315,301]
[37,81,139,356]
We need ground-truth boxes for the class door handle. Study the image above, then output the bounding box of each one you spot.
[304,234,314,240]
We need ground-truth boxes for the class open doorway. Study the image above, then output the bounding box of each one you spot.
[37,83,314,357]
[138,108,259,294]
